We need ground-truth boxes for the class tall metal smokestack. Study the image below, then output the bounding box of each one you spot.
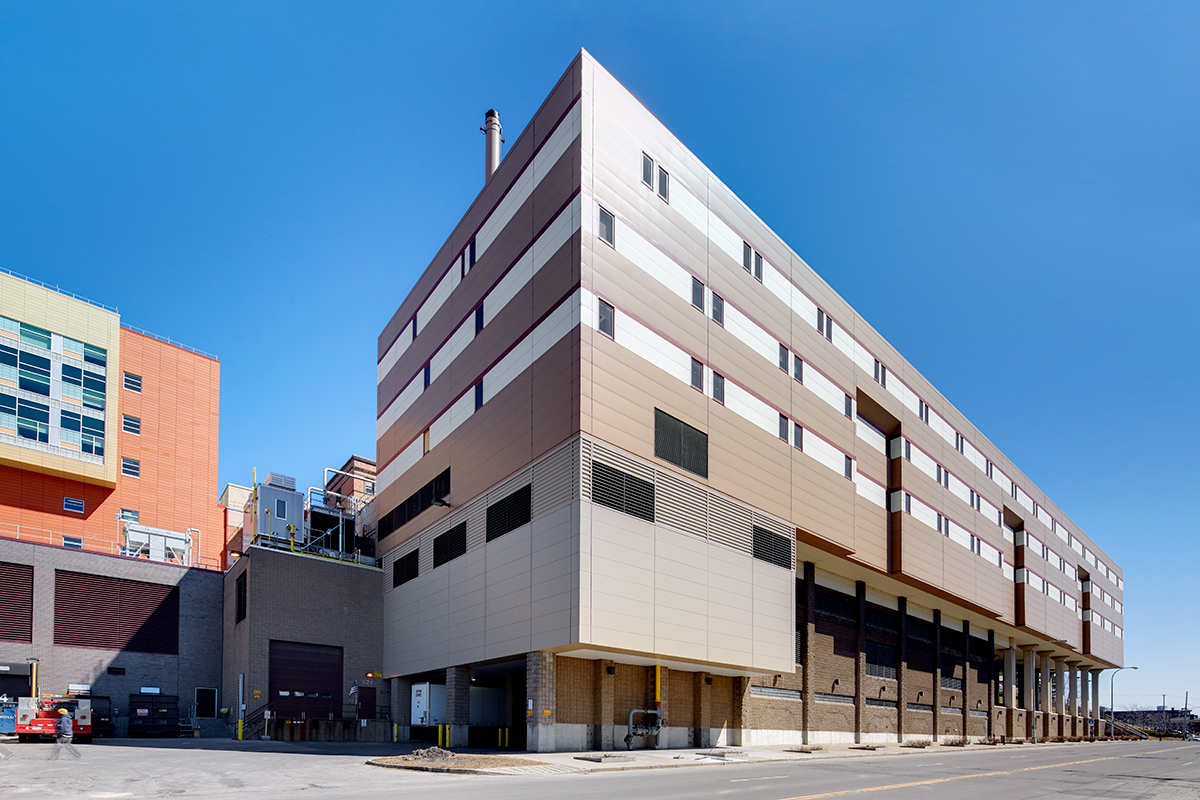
[483,109,502,183]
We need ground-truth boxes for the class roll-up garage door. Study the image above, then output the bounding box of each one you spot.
[268,641,342,720]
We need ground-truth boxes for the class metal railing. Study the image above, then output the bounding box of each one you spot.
[120,324,217,361]
[0,520,222,571]
[0,266,119,314]
[248,533,378,569]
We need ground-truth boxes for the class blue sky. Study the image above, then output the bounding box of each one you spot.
[2,2,1196,711]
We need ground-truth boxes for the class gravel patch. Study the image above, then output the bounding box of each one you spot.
[371,747,549,772]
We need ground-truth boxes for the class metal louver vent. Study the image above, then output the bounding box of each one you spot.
[654,470,707,538]
[533,440,577,517]
[591,461,655,523]
[752,525,792,569]
[393,549,419,587]
[486,484,532,542]
[433,522,468,568]
[654,409,708,478]
[0,561,34,642]
[53,570,179,654]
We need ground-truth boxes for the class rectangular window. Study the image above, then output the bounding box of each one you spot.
[743,241,752,273]
[754,251,763,281]
[642,153,654,187]
[793,353,803,383]
[422,429,430,455]
[654,408,708,478]
[475,305,484,335]
[598,299,615,338]
[124,372,142,393]
[752,525,792,570]
[423,363,431,389]
[591,462,654,523]
[62,536,82,549]
[0,342,16,383]
[392,550,419,588]
[844,455,854,479]
[81,368,105,411]
[937,514,945,534]
[1011,481,1017,499]
[793,423,804,450]
[712,373,725,404]
[779,413,788,441]
[460,250,468,279]
[18,351,51,396]
[866,642,897,680]
[19,322,51,350]
[412,315,418,341]
[691,277,704,310]
[365,481,375,495]
[235,573,247,622]
[486,484,533,541]
[874,359,887,388]
[904,439,911,460]
[657,167,669,202]
[815,590,855,620]
[433,522,467,568]
[275,498,287,522]
[123,415,141,435]
[779,343,789,371]
[955,432,965,453]
[469,237,476,267]
[475,381,484,410]
[119,509,139,522]
[690,358,703,390]
[16,398,50,443]
[844,394,853,418]
[598,207,615,246]
[918,399,930,423]
[63,497,84,514]
[122,457,140,478]
[986,459,994,478]
[83,343,107,368]
[904,493,912,513]
[936,464,943,484]
[711,294,724,325]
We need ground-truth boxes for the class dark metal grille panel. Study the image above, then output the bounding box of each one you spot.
[907,616,934,642]
[866,641,897,680]
[653,409,708,478]
[433,522,467,568]
[752,525,792,569]
[866,606,898,631]
[378,468,451,539]
[486,484,532,542]
[54,570,179,654]
[0,561,34,642]
[235,573,247,622]
[815,589,855,621]
[591,461,655,523]
[393,550,419,587]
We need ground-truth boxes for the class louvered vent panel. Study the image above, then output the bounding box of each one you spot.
[591,442,654,482]
[580,438,593,500]
[54,570,179,654]
[0,561,34,642]
[708,495,752,554]
[489,468,534,505]
[654,470,707,539]
[466,497,487,550]
[533,439,578,517]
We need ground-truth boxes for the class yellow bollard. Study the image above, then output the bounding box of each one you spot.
[237,719,243,741]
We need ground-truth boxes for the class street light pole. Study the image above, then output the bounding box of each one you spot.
[1030,639,1067,744]
[1109,666,1138,737]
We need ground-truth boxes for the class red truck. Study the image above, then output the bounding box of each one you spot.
[15,695,92,743]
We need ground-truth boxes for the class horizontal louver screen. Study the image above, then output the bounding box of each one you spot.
[54,570,179,654]
[752,525,792,569]
[486,484,532,542]
[433,522,468,568]
[591,461,655,523]
[0,561,34,642]
[866,642,897,680]
[653,409,708,478]
[393,550,419,587]
[815,589,856,621]
[378,468,450,539]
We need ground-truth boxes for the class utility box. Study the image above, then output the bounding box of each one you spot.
[410,683,446,726]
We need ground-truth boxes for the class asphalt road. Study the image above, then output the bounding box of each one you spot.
[1,738,1196,799]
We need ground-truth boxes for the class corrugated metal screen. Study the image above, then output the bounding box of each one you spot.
[0,561,34,642]
[53,570,179,654]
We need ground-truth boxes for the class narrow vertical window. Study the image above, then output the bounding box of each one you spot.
[986,460,994,478]
[598,207,615,246]
[712,373,725,404]
[475,381,484,410]
[711,294,724,326]
[657,167,669,202]
[460,250,468,279]
[1011,481,1017,499]
[844,394,853,418]
[422,429,431,455]
[754,252,763,282]
[937,514,944,534]
[469,237,476,267]
[793,354,803,383]
[642,153,654,187]
[874,359,880,382]
[423,363,431,389]
[743,242,752,273]
[691,277,704,310]
[412,315,418,341]
[779,413,788,441]
[475,305,484,335]
[598,299,615,338]
[936,465,943,484]
[817,308,826,337]
[793,423,804,450]
[779,343,789,371]
[824,314,833,342]
[690,358,703,390]
[904,493,911,513]
[904,440,911,461]
[880,364,887,388]
[844,455,854,479]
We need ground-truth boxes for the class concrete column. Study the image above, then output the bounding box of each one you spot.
[1021,646,1037,740]
[694,672,712,749]
[801,562,816,746]
[961,621,971,739]
[445,665,471,748]
[1040,655,1052,739]
[854,581,866,744]
[595,660,615,750]
[1090,668,1103,738]
[390,677,411,742]
[986,630,996,740]
[731,676,749,746]
[1005,639,1018,740]
[1053,658,1066,738]
[526,651,556,752]
[897,597,908,743]
[1067,662,1080,736]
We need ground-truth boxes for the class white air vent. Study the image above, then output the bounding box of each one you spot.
[266,473,296,491]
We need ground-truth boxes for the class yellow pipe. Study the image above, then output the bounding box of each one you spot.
[655,664,661,705]
[30,661,37,699]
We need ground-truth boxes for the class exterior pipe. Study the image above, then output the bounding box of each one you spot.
[483,109,502,182]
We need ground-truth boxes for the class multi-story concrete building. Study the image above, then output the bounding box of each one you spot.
[0,268,223,569]
[376,51,1124,751]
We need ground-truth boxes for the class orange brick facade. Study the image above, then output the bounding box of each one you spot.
[0,328,223,569]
